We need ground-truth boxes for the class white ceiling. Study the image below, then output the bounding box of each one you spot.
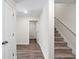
[16,0,47,16]
[16,0,75,16]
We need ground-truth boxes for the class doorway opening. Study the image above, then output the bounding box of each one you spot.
[29,21,37,43]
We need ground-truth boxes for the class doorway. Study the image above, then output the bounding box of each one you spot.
[29,21,37,43]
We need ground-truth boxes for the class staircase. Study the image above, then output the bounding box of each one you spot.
[54,28,75,59]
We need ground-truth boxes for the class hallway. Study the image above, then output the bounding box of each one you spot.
[17,40,44,59]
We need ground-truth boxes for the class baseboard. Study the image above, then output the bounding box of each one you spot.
[16,44,29,46]
[17,42,29,45]
[37,42,45,59]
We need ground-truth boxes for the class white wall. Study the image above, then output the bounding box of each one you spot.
[29,21,37,39]
[37,0,54,59]
[55,4,76,54]
[37,2,49,59]
[55,4,76,33]
[16,16,29,45]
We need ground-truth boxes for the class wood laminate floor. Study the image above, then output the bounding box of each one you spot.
[17,39,44,59]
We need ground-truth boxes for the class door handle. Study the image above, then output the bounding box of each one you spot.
[2,41,8,45]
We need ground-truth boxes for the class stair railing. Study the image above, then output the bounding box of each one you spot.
[55,17,76,36]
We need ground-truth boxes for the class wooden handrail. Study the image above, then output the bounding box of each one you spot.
[55,17,76,36]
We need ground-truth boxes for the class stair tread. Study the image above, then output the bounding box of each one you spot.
[55,41,67,47]
[55,34,61,36]
[55,37,63,40]
[55,53,75,58]
[55,41,66,43]
[55,46,71,49]
[55,37,63,39]
[55,33,60,34]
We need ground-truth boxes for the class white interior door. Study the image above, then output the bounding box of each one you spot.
[2,1,16,59]
[29,21,37,39]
